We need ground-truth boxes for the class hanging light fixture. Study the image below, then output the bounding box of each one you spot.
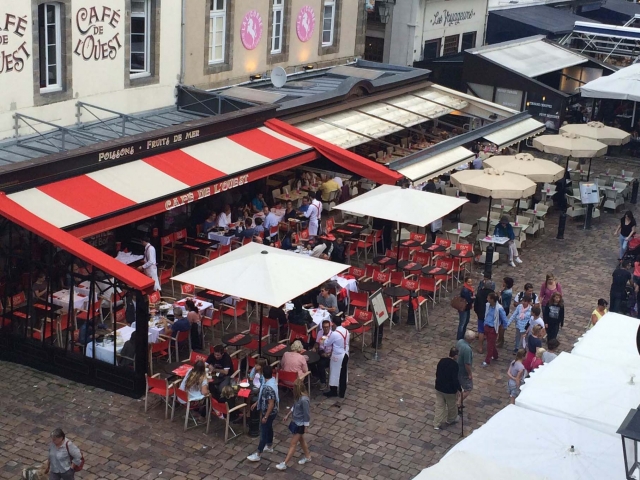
[378,0,396,24]
[617,408,640,479]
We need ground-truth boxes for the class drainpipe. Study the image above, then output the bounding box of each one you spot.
[482,0,489,46]
[179,0,186,85]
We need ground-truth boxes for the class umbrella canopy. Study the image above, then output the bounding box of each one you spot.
[483,153,564,183]
[572,312,640,372]
[517,352,640,436]
[171,242,347,308]
[532,132,608,157]
[447,404,622,480]
[450,168,537,199]
[414,451,546,480]
[581,63,640,102]
[333,184,468,227]
[560,122,630,146]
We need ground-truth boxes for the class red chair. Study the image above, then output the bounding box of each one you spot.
[30,319,56,342]
[183,351,209,365]
[299,229,310,241]
[56,313,73,348]
[149,336,172,375]
[390,271,405,286]
[207,397,247,442]
[287,323,311,344]
[413,252,431,267]
[76,300,103,324]
[434,238,452,258]
[325,217,335,233]
[243,322,269,342]
[160,233,176,264]
[385,249,398,259]
[148,291,161,305]
[202,309,222,344]
[454,243,474,275]
[419,276,441,307]
[172,388,206,431]
[409,232,427,243]
[175,228,187,242]
[159,266,174,296]
[194,249,217,267]
[277,368,311,395]
[364,264,381,281]
[261,316,281,341]
[435,258,456,291]
[371,271,391,286]
[350,309,373,350]
[170,330,191,362]
[357,231,376,262]
[348,291,369,314]
[180,283,196,296]
[220,299,249,331]
[217,245,232,257]
[348,266,366,281]
[344,239,358,263]
[145,373,178,419]
[10,292,26,309]
[372,229,383,256]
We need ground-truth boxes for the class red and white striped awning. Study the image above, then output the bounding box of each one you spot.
[8,127,317,238]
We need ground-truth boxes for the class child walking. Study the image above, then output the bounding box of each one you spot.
[507,349,526,404]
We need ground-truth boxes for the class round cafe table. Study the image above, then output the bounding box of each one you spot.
[373,255,397,267]
[421,266,448,277]
[397,260,423,273]
[358,281,383,293]
[342,316,363,331]
[383,286,410,299]
[422,242,446,253]
[222,332,252,347]
[450,249,474,259]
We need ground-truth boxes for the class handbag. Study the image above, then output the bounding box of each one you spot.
[66,441,84,472]
[450,296,467,312]
[288,421,299,434]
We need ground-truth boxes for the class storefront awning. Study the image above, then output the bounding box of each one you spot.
[0,193,154,292]
[293,86,468,149]
[483,118,546,149]
[7,126,318,238]
[395,147,475,183]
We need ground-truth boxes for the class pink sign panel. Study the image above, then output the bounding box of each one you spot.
[296,6,316,42]
[240,10,263,50]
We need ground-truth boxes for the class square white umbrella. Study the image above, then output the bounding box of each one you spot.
[171,242,347,308]
[333,184,468,227]
[516,352,640,436]
[447,404,623,480]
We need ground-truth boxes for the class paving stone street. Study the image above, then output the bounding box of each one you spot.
[1,155,637,480]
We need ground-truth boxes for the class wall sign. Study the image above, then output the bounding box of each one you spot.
[0,12,30,73]
[240,10,263,50]
[74,6,122,61]
[296,6,315,42]
[430,9,476,27]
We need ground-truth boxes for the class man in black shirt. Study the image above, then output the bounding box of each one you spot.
[206,344,233,395]
[611,261,633,313]
[434,347,461,430]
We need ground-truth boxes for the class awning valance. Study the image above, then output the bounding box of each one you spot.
[8,126,318,238]
[396,146,475,183]
[0,193,154,292]
[483,118,546,149]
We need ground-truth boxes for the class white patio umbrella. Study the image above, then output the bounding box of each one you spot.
[451,168,537,235]
[414,451,546,480]
[560,121,631,146]
[447,404,623,480]
[516,352,640,436]
[533,132,608,158]
[483,153,564,183]
[171,242,347,355]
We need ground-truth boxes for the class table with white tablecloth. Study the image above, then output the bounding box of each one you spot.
[52,289,89,311]
[115,252,145,265]
[174,298,213,315]
[332,275,358,293]
[208,231,234,246]
[77,280,116,308]
[85,325,154,364]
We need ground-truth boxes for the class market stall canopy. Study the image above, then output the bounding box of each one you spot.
[581,63,640,101]
[532,132,608,157]
[560,121,631,146]
[332,184,468,227]
[571,312,640,371]
[414,451,546,480]
[483,153,564,183]
[516,352,640,435]
[451,168,537,198]
[396,146,475,183]
[446,404,622,480]
[171,242,347,308]
[482,117,545,149]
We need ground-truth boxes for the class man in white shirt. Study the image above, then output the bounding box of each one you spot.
[304,192,323,236]
[217,204,233,229]
[138,237,160,291]
[323,316,350,398]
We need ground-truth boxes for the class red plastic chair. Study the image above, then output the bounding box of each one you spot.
[413,252,431,267]
[419,276,441,307]
[220,298,249,331]
[262,316,281,341]
[159,266,174,296]
[371,271,391,286]
[276,368,311,395]
[243,322,270,342]
[348,266,366,281]
[149,336,172,375]
[171,330,191,362]
[454,243,474,275]
[181,283,196,296]
[325,217,335,232]
[287,323,311,344]
[385,249,398,259]
[183,351,209,365]
[435,258,456,291]
[390,271,405,286]
[434,237,452,258]
[409,232,427,243]
[145,373,178,419]
[217,245,232,257]
[365,264,381,281]
[207,397,247,442]
[350,309,373,350]
[202,309,222,344]
[160,233,176,264]
[76,300,103,324]
[172,388,205,432]
[348,291,369,314]
[357,231,376,262]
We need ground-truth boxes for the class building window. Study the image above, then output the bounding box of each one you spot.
[423,39,441,60]
[271,0,284,54]
[38,3,62,92]
[210,0,226,64]
[130,0,150,77]
[322,0,336,46]
[443,34,460,56]
[364,36,384,62]
[461,32,476,51]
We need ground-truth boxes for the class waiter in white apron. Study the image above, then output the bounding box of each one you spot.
[304,191,323,236]
[138,237,161,291]
[323,316,349,398]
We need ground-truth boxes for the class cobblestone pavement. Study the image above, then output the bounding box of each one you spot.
[1,155,638,480]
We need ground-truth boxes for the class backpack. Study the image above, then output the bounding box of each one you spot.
[66,441,84,472]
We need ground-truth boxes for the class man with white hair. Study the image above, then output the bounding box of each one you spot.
[456,330,475,402]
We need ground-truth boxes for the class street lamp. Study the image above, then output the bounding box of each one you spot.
[378,0,396,24]
[617,408,640,479]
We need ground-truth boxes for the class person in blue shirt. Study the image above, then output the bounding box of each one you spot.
[236,218,257,240]
[482,292,508,367]
[251,193,267,213]
[164,306,191,338]
[493,215,522,268]
[298,196,310,213]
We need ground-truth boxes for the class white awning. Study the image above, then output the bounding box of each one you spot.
[470,36,588,78]
[296,86,468,149]
[581,63,640,102]
[397,146,475,183]
[483,117,546,149]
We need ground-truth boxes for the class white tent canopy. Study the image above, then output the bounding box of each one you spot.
[516,352,640,435]
[581,63,640,101]
[572,312,640,371]
[171,242,347,308]
[414,451,547,480]
[333,184,468,227]
[446,404,624,479]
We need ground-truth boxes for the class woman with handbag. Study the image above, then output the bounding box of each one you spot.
[276,378,311,470]
[455,277,475,340]
[47,428,83,479]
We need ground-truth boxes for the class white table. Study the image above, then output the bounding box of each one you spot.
[85,326,153,364]
[208,231,234,246]
[174,298,213,314]
[52,289,89,311]
[332,275,358,293]
[446,229,473,239]
[478,235,509,246]
[306,308,331,327]
[131,321,164,344]
[115,252,144,265]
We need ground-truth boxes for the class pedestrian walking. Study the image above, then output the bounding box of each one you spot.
[497,277,514,348]
[456,330,475,403]
[543,292,564,341]
[614,210,636,261]
[539,273,562,307]
[277,378,311,470]
[610,260,633,313]
[474,274,495,354]
[456,277,475,340]
[481,293,508,367]
[47,429,83,480]
[507,349,526,404]
[588,298,608,330]
[508,295,532,353]
[434,347,462,430]
[247,365,279,463]
[524,325,545,372]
